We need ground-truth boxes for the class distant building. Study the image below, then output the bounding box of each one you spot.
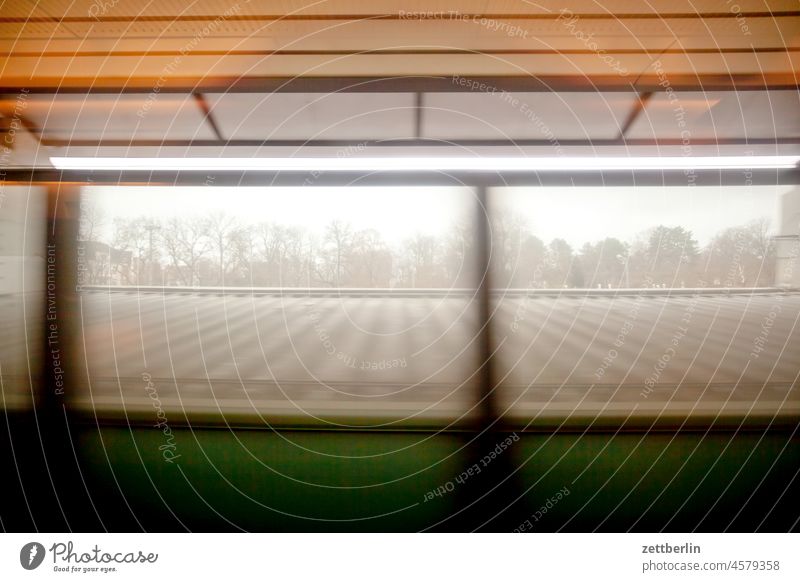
[775,187,800,287]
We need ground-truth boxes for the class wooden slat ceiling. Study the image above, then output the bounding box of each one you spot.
[3,0,798,17]
[1,0,798,88]
[0,0,797,167]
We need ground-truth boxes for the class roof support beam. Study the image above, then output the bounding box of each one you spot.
[193,92,225,142]
[2,74,796,94]
[617,92,653,141]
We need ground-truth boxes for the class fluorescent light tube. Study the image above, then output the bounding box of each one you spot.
[50,156,800,172]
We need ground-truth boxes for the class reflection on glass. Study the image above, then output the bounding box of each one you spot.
[76,187,480,425]
[79,186,476,289]
[490,185,800,424]
[489,186,788,289]
[0,185,44,410]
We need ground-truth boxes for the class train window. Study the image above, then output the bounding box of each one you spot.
[490,185,786,290]
[489,185,800,427]
[61,182,800,429]
[0,185,45,411]
[73,185,482,427]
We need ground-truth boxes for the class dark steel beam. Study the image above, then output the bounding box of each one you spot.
[38,137,800,148]
[617,92,654,141]
[2,168,798,187]
[193,92,225,141]
[414,92,423,140]
[474,185,498,427]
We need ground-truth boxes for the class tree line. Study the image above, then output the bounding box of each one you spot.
[80,210,775,289]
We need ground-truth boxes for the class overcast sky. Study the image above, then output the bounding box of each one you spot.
[86,185,789,248]
[497,185,788,247]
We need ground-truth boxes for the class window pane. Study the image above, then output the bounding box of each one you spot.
[490,185,787,290]
[75,186,481,426]
[490,185,800,424]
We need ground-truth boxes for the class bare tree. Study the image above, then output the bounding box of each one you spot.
[318,220,355,286]
[77,201,110,284]
[255,222,314,286]
[438,221,477,288]
[490,208,529,287]
[161,216,211,286]
[702,219,775,287]
[255,222,282,285]
[225,224,255,285]
[100,206,780,291]
[402,233,443,287]
[351,229,392,287]
[207,212,243,285]
[77,199,106,243]
[112,216,161,284]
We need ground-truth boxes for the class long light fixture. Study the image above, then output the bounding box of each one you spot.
[50,156,800,172]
